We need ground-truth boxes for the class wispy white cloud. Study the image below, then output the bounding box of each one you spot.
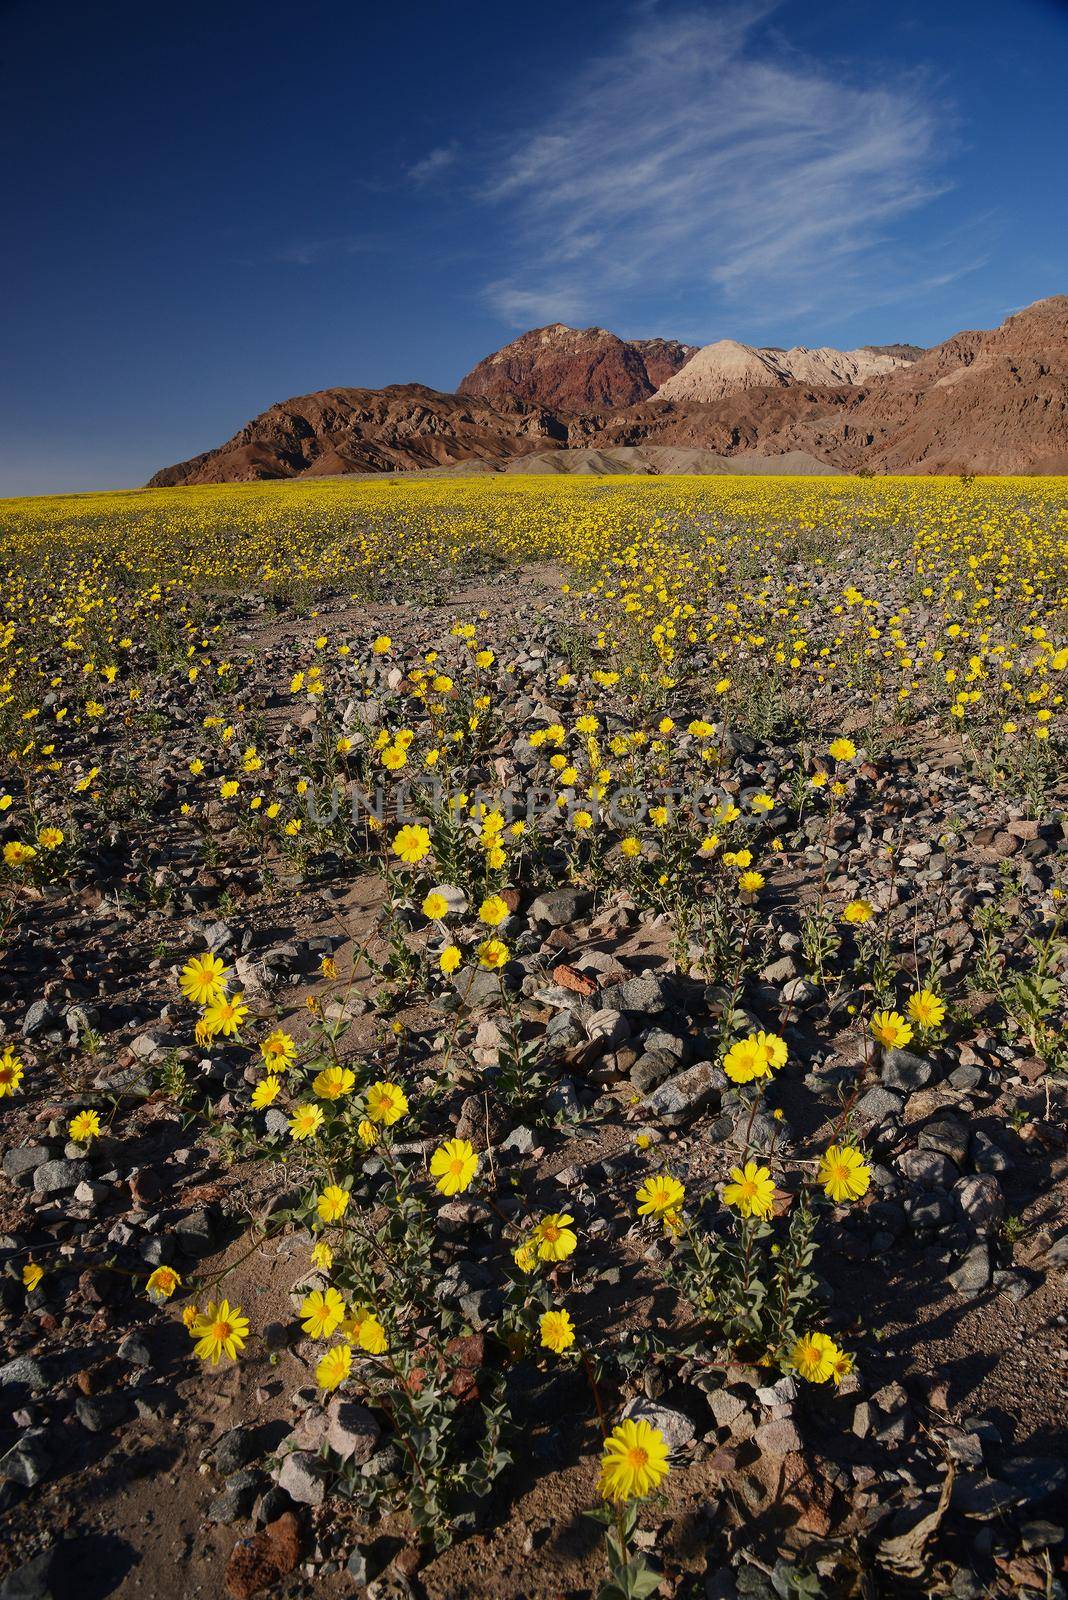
[479,3,955,330]
[409,143,459,186]
[481,281,595,327]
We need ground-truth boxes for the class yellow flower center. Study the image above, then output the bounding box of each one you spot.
[626,1446,649,1470]
[213,1319,233,1341]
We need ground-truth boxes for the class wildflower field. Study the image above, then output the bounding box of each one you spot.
[1,474,1066,1599]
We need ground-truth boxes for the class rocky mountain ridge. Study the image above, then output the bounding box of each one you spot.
[149,296,1068,484]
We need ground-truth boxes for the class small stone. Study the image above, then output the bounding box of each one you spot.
[22,1000,60,1039]
[1040,1228,1068,1269]
[779,976,819,1009]
[629,1049,679,1093]
[881,1049,934,1092]
[0,1356,47,1392]
[897,1148,957,1189]
[2,1146,49,1184]
[500,1125,535,1155]
[586,1008,630,1047]
[74,1394,133,1433]
[601,975,672,1014]
[32,1158,90,1196]
[954,1175,1003,1233]
[948,1243,990,1295]
[346,1549,370,1585]
[117,1331,152,1366]
[0,1427,53,1487]
[754,1417,802,1455]
[919,1115,971,1167]
[644,1060,725,1124]
[212,1426,261,1475]
[276,1450,329,1506]
[529,889,591,928]
[326,1400,380,1464]
[0,1549,59,1600]
[854,1085,904,1128]
[706,1390,750,1432]
[208,1469,262,1524]
[620,1398,695,1451]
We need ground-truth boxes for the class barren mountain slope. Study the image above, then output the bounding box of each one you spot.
[148,386,570,486]
[654,339,912,402]
[457,324,696,408]
[147,297,1068,483]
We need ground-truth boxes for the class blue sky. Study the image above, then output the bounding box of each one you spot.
[2,0,1066,495]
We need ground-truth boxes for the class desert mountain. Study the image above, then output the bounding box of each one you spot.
[149,297,1068,484]
[653,339,914,403]
[148,386,568,486]
[457,324,697,409]
[576,297,1068,474]
[829,293,1068,473]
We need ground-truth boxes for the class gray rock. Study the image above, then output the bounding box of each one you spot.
[117,1331,152,1366]
[449,970,500,1010]
[1000,1454,1067,1504]
[529,889,591,927]
[854,1085,905,1129]
[1020,1521,1066,1552]
[972,1130,1012,1174]
[755,1376,798,1406]
[993,1269,1032,1301]
[211,1425,260,1475]
[326,1400,381,1464]
[919,1116,971,1167]
[730,1107,779,1154]
[948,1243,990,1295]
[630,1049,679,1093]
[754,1417,803,1455]
[21,1001,60,1039]
[0,1427,53,1487]
[897,1148,958,1188]
[546,1077,579,1118]
[74,1394,134,1433]
[207,1469,261,1523]
[173,1207,217,1252]
[346,1549,370,1585]
[0,1356,47,1392]
[779,976,819,1009]
[500,1125,535,1155]
[600,976,672,1014]
[641,1027,687,1059]
[644,1060,725,1124]
[621,1398,695,1450]
[32,1158,90,1195]
[954,1175,1004,1233]
[1040,1228,1068,1269]
[906,1192,954,1231]
[277,1449,330,1506]
[586,1008,630,1047]
[0,1549,59,1600]
[881,1049,935,1092]
[706,1389,751,1432]
[2,1146,49,1184]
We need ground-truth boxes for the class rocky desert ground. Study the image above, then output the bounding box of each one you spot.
[0,474,1065,1600]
